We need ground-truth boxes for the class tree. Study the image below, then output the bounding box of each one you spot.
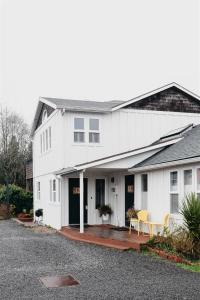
[0,106,31,187]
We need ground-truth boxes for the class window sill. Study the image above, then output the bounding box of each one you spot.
[40,149,52,157]
[49,202,60,206]
[72,143,103,147]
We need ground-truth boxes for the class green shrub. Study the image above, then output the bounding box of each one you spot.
[181,193,200,242]
[0,184,33,215]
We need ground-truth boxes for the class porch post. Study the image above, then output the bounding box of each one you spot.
[79,170,84,233]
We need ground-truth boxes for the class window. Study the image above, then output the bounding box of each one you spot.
[184,170,192,186]
[40,126,51,154]
[89,119,100,143]
[184,169,192,195]
[170,194,179,213]
[52,179,56,202]
[141,174,148,192]
[74,118,85,143]
[170,171,178,192]
[45,129,48,151]
[49,127,51,149]
[37,182,40,200]
[42,109,47,123]
[95,179,105,209]
[141,174,148,209]
[170,171,179,214]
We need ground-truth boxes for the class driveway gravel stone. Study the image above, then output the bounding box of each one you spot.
[0,220,200,300]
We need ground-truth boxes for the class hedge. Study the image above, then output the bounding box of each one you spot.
[0,184,33,215]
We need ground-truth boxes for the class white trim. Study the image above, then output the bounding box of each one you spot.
[131,156,200,173]
[112,82,200,112]
[40,97,57,109]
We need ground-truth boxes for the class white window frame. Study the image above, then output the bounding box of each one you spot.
[37,182,40,201]
[89,118,100,144]
[169,170,179,214]
[141,173,148,210]
[74,117,85,143]
[52,179,56,202]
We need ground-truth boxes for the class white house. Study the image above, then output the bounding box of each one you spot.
[31,83,200,232]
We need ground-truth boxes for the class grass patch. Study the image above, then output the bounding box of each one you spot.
[177,263,200,273]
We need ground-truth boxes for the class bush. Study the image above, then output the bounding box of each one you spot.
[180,193,200,243]
[98,205,112,217]
[0,184,33,215]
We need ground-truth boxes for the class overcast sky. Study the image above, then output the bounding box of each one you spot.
[0,0,199,125]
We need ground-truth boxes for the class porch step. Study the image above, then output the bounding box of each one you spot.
[58,228,142,251]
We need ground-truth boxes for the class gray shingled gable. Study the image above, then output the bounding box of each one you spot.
[133,124,200,168]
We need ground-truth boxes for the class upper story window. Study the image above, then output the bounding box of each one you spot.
[89,119,100,143]
[184,169,192,195]
[42,109,48,123]
[141,174,148,209]
[74,118,85,143]
[40,126,52,154]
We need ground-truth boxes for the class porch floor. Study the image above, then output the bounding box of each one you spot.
[59,225,150,251]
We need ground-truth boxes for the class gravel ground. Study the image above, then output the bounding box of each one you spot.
[0,220,200,300]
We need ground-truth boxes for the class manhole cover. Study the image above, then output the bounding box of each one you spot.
[40,275,79,288]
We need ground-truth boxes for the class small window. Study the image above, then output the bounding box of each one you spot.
[37,182,40,200]
[42,109,47,123]
[141,174,148,192]
[74,118,84,130]
[184,170,192,186]
[170,194,179,213]
[197,168,200,191]
[95,179,105,209]
[45,129,48,151]
[52,179,56,202]
[170,171,178,192]
[49,127,51,149]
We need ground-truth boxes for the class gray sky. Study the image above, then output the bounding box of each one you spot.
[0,0,199,125]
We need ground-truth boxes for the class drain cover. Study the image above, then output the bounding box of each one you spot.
[40,275,79,288]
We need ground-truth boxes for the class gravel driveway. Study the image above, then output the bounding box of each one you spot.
[0,220,200,300]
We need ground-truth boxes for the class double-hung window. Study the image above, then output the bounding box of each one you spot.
[74,118,85,143]
[52,179,56,202]
[184,169,192,195]
[89,119,100,143]
[170,171,179,214]
[37,182,40,200]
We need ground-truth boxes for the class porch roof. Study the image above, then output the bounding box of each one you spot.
[54,137,180,176]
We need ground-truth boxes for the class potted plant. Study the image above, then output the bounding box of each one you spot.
[98,205,112,221]
[35,209,43,225]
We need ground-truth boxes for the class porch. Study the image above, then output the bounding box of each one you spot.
[59,225,150,251]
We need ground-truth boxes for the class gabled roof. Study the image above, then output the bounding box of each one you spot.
[41,97,124,113]
[131,124,200,171]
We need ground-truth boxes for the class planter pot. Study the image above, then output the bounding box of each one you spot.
[0,203,10,220]
[102,214,109,221]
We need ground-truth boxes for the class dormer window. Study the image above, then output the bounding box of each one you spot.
[42,109,48,123]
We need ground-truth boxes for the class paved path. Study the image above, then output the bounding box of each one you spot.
[0,220,200,300]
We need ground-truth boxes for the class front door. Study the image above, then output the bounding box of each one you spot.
[125,175,134,226]
[69,178,88,225]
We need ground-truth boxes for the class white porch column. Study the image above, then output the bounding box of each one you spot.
[79,170,84,233]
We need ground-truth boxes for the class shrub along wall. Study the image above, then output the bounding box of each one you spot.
[0,184,33,216]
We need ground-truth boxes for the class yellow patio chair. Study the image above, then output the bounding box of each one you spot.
[129,210,149,236]
[149,213,170,237]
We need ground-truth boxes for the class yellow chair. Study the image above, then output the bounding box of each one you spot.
[129,210,149,236]
[149,213,170,237]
